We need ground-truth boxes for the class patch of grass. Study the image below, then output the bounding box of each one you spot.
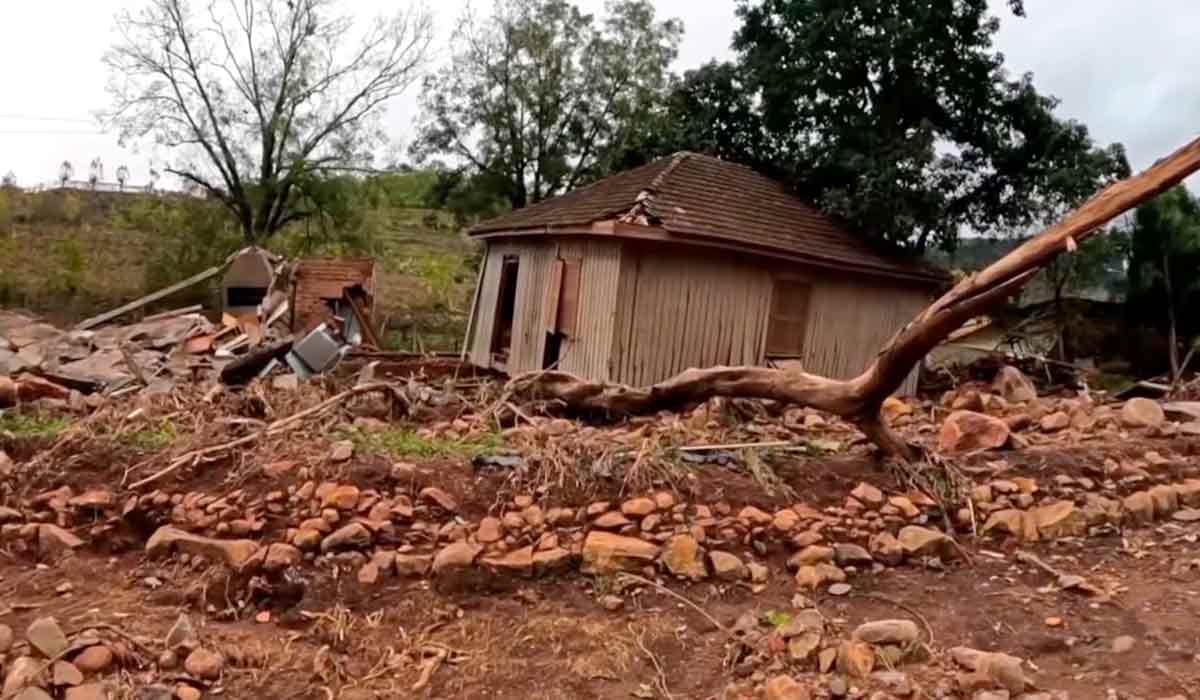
[120,420,178,451]
[0,412,69,438]
[346,428,505,460]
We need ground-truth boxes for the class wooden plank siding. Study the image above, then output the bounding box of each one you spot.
[770,265,930,395]
[466,237,622,378]
[611,242,773,387]
[470,236,931,396]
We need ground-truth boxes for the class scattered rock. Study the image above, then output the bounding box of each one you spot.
[263,543,302,572]
[833,543,873,566]
[1121,398,1165,429]
[789,545,835,569]
[592,511,632,529]
[3,657,44,697]
[950,647,1031,694]
[14,688,54,700]
[328,440,354,462]
[764,674,809,700]
[320,523,372,552]
[27,616,69,658]
[661,534,706,580]
[868,532,904,566]
[794,563,846,590]
[1111,635,1136,654]
[1172,508,1200,522]
[897,526,954,559]
[165,614,198,651]
[183,648,223,680]
[1039,412,1070,432]
[827,582,852,596]
[357,561,380,584]
[620,498,657,517]
[599,594,624,611]
[853,619,921,645]
[432,542,483,576]
[837,640,876,678]
[0,623,12,653]
[851,482,884,506]
[394,553,433,577]
[418,487,458,512]
[708,551,746,581]
[175,686,202,700]
[37,524,84,557]
[145,526,259,569]
[737,506,773,526]
[581,532,660,574]
[64,684,110,700]
[53,660,83,686]
[993,366,1037,403]
[73,645,115,674]
[939,411,1010,453]
[476,517,503,544]
[1123,491,1155,524]
[1031,501,1088,539]
[321,485,360,510]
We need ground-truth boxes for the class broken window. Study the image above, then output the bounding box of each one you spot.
[766,279,812,358]
[490,255,520,363]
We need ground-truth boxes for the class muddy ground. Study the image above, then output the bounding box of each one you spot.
[2,377,1199,700]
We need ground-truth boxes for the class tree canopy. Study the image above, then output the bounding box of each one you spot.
[648,0,1127,254]
[411,0,682,211]
[1126,185,1200,378]
[103,0,433,242]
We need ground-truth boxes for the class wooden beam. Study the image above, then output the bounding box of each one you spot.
[75,265,225,331]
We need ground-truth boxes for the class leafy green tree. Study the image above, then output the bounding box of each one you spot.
[654,0,1124,254]
[103,0,433,243]
[1127,186,1200,383]
[411,0,682,210]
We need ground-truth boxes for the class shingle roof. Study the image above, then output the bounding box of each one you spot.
[469,152,944,283]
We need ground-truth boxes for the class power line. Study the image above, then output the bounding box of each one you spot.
[0,129,108,135]
[0,114,97,124]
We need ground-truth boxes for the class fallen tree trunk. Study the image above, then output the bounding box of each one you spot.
[509,136,1200,459]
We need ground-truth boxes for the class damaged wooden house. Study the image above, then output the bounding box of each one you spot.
[463,152,946,393]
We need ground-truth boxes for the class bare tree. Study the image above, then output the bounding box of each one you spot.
[116,164,131,191]
[58,161,74,187]
[147,167,161,193]
[515,136,1200,460]
[102,0,434,242]
[1,171,16,189]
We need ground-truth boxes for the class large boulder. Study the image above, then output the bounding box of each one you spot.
[992,366,1037,403]
[145,526,259,569]
[938,411,1010,453]
[581,532,660,574]
[1121,398,1165,429]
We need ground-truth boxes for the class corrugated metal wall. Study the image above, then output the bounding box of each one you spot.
[556,239,622,379]
[465,237,622,378]
[612,244,773,386]
[784,267,930,395]
[469,237,931,395]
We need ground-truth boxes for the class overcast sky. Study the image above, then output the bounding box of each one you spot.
[1,0,1197,189]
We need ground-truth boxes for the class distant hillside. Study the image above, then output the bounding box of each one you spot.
[927,236,1125,304]
[0,179,480,350]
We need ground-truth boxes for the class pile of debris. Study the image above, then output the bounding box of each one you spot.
[0,248,384,408]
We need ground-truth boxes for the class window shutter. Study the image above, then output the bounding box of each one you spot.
[543,259,565,332]
[557,259,582,337]
[766,280,812,357]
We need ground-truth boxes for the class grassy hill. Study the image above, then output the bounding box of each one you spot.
[0,184,480,350]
